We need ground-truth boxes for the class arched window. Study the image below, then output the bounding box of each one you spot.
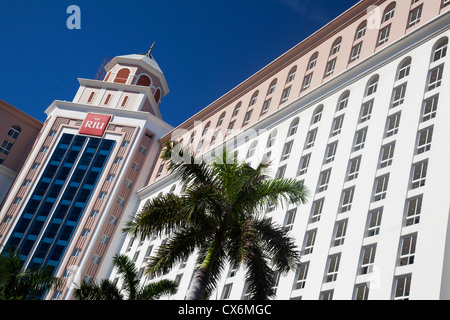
[154,88,161,104]
[330,37,342,56]
[312,105,324,124]
[202,122,211,137]
[217,112,226,126]
[286,66,297,83]
[246,141,258,159]
[267,129,278,148]
[267,79,277,95]
[8,126,21,139]
[355,21,367,40]
[104,72,111,82]
[397,57,412,80]
[308,52,319,70]
[87,92,95,103]
[288,118,300,137]
[136,75,151,87]
[169,185,176,194]
[366,75,379,97]
[115,68,130,84]
[383,2,396,23]
[104,94,112,106]
[249,91,259,107]
[121,96,129,108]
[432,37,448,63]
[337,91,350,111]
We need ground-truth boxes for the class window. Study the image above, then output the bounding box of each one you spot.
[427,65,444,91]
[333,220,348,246]
[302,73,313,91]
[246,141,258,159]
[325,142,338,164]
[405,195,422,226]
[294,263,309,290]
[354,128,367,151]
[288,118,300,137]
[378,25,391,46]
[249,92,259,107]
[8,126,21,139]
[397,58,411,80]
[297,154,311,176]
[115,68,130,84]
[318,170,331,192]
[217,112,226,126]
[325,59,337,77]
[286,66,297,83]
[320,290,334,300]
[284,208,297,231]
[281,141,294,161]
[393,274,411,300]
[367,208,383,237]
[305,129,317,149]
[399,234,417,266]
[233,103,241,117]
[354,284,370,300]
[266,130,277,148]
[392,84,407,108]
[308,52,319,70]
[355,21,367,40]
[303,230,317,255]
[275,165,286,179]
[0,140,14,155]
[374,175,389,201]
[380,142,396,168]
[432,38,448,62]
[267,79,277,95]
[136,75,151,86]
[383,3,396,22]
[360,245,377,274]
[310,198,324,223]
[422,95,438,121]
[386,112,401,137]
[331,115,344,136]
[121,96,129,108]
[347,157,361,181]
[325,255,341,283]
[202,122,211,137]
[411,161,428,189]
[281,86,291,103]
[227,121,235,136]
[221,284,233,300]
[337,91,350,111]
[261,99,271,116]
[330,37,342,56]
[243,110,253,126]
[350,42,363,62]
[417,127,433,154]
[366,75,379,96]
[312,105,323,124]
[104,94,112,106]
[360,100,374,123]
[340,188,355,213]
[407,5,422,28]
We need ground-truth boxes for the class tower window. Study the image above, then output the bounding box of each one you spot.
[87,92,95,104]
[115,68,130,84]
[136,75,151,87]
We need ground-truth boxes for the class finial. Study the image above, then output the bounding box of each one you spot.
[147,42,156,57]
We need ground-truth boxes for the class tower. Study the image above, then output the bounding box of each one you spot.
[0,50,173,299]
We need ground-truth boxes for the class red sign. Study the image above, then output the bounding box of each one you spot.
[79,113,111,137]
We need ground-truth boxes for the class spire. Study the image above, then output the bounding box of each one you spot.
[145,42,156,58]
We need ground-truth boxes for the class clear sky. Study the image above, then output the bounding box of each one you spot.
[0,0,358,127]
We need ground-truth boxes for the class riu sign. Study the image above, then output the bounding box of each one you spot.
[79,113,111,137]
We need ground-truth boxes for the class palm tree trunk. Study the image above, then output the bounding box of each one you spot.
[185,239,219,300]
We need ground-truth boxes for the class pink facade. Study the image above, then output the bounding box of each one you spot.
[0,99,42,172]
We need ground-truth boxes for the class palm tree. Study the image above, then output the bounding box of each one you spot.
[74,254,178,300]
[0,248,63,300]
[124,141,309,300]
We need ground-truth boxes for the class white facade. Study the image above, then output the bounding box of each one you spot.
[109,5,450,300]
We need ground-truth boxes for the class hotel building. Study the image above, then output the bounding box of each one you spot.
[1,0,450,300]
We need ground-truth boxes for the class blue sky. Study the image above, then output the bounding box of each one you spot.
[0,0,357,127]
